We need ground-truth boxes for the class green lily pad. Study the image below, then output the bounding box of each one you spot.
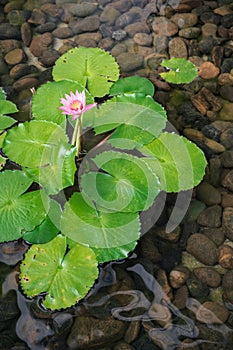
[91,240,138,263]
[32,80,94,125]
[0,154,7,170]
[3,120,69,168]
[20,235,98,310]
[0,115,17,129]
[23,200,62,244]
[0,132,6,148]
[0,100,18,115]
[83,94,167,148]
[141,132,207,192]
[110,76,154,96]
[53,47,119,97]
[25,144,76,195]
[160,58,197,84]
[61,192,140,249]
[0,170,50,242]
[80,151,161,212]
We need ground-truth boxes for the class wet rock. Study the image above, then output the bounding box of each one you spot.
[39,48,60,67]
[65,3,97,17]
[218,245,233,269]
[221,150,233,167]
[4,48,27,66]
[222,270,233,304]
[178,27,201,39]
[100,7,121,25]
[196,182,221,206]
[7,10,27,26]
[168,37,187,58]
[29,32,53,57]
[201,87,222,112]
[111,43,127,57]
[152,35,169,54]
[114,341,135,350]
[201,23,218,37]
[186,274,210,298]
[124,321,140,344]
[115,11,141,28]
[41,3,64,19]
[112,29,127,41]
[212,45,224,68]
[196,301,229,324]
[116,52,144,72]
[9,63,38,79]
[169,265,190,288]
[67,316,126,349]
[35,22,57,34]
[0,23,21,39]
[191,91,210,115]
[221,14,233,28]
[140,234,162,263]
[221,58,233,73]
[219,102,233,121]
[200,10,221,24]
[109,0,132,13]
[220,85,233,102]
[68,15,100,34]
[222,207,233,241]
[193,267,221,287]
[152,17,178,36]
[171,13,198,28]
[13,76,38,91]
[4,0,25,13]
[202,124,220,141]
[198,62,220,79]
[52,312,73,335]
[220,128,233,149]
[221,192,233,207]
[148,302,172,326]
[99,37,114,50]
[0,57,9,75]
[0,290,19,321]
[186,233,219,265]
[218,72,233,85]
[125,22,150,37]
[133,32,152,46]
[28,9,46,25]
[21,22,32,46]
[0,39,21,55]
[173,285,189,310]
[222,170,233,192]
[201,227,225,246]
[156,269,172,297]
[197,205,222,228]
[52,26,73,39]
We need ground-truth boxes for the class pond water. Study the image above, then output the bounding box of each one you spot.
[0,0,233,349]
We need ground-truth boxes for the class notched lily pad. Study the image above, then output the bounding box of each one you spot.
[160,58,197,84]
[20,235,98,310]
[0,170,50,242]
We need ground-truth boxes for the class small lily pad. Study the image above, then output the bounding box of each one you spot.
[20,235,98,310]
[160,58,197,84]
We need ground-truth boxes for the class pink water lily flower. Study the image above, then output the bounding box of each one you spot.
[58,90,96,120]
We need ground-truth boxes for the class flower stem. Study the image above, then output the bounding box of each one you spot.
[71,114,83,157]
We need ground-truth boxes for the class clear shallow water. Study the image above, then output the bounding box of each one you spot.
[1,0,233,349]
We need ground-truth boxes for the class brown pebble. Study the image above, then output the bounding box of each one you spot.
[0,39,21,55]
[13,76,38,91]
[186,233,219,265]
[218,73,233,85]
[4,48,26,65]
[193,267,221,287]
[169,265,190,288]
[173,285,189,310]
[21,22,32,47]
[218,245,233,269]
[222,207,233,241]
[196,301,229,324]
[222,193,233,208]
[198,62,220,79]
[197,205,222,228]
[152,17,178,36]
[201,227,225,247]
[222,270,233,304]
[196,181,221,206]
[124,321,140,344]
[29,32,53,57]
[52,27,73,39]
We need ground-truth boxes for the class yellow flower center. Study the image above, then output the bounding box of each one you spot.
[71,100,82,110]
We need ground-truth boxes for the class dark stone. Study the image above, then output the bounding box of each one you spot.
[29,32,53,57]
[13,76,38,91]
[38,48,60,67]
[21,22,32,47]
[222,207,233,241]
[186,233,219,265]
[221,14,233,28]
[115,11,141,28]
[198,37,218,54]
[222,170,233,192]
[200,11,221,25]
[221,58,233,73]
[220,85,233,102]
[28,9,46,25]
[186,274,210,298]
[68,15,100,34]
[201,125,220,141]
[52,27,73,39]
[220,128,233,149]
[197,205,222,228]
[35,22,57,34]
[0,23,21,39]
[9,64,38,80]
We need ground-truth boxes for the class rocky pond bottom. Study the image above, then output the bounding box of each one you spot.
[0,0,233,349]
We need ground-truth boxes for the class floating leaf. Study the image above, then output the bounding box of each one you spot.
[83,94,166,148]
[141,132,207,192]
[53,47,119,97]
[23,200,62,244]
[3,120,68,168]
[32,80,94,125]
[110,76,154,96]
[61,192,140,248]
[160,58,197,84]
[25,144,76,195]
[91,240,138,263]
[0,131,6,148]
[0,100,18,115]
[20,235,98,310]
[80,151,161,212]
[0,154,7,170]
[0,170,50,242]
[0,115,17,129]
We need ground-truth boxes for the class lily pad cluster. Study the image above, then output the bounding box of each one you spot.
[0,48,206,310]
